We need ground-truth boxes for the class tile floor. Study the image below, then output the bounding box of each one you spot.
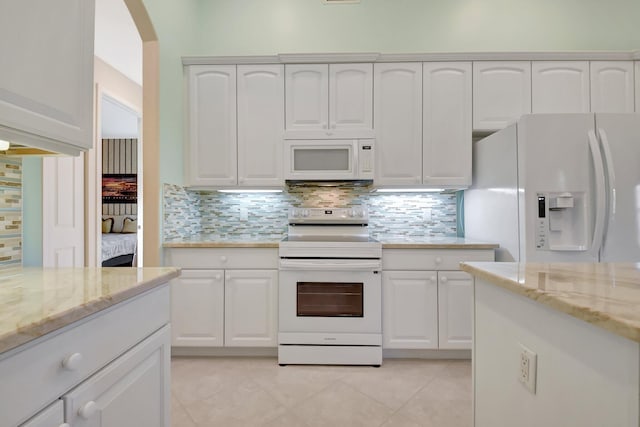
[171,357,472,427]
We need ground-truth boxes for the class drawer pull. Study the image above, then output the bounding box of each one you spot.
[62,352,83,371]
[220,256,228,263]
[215,274,222,281]
[430,276,437,282]
[435,256,442,264]
[440,276,448,283]
[78,401,97,419]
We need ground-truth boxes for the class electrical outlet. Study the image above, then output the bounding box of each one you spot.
[240,207,248,221]
[423,208,433,223]
[518,343,537,394]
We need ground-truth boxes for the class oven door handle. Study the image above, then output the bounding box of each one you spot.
[279,258,381,271]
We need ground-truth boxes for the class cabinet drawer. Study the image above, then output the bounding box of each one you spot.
[164,248,278,269]
[382,249,494,270]
[19,400,64,427]
[0,285,170,427]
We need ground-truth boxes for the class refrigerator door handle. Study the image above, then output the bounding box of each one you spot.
[597,127,616,222]
[588,130,607,256]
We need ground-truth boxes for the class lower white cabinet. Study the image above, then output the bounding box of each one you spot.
[170,266,278,348]
[382,248,494,351]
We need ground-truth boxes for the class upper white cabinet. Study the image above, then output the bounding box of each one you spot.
[285,63,373,138]
[422,62,472,187]
[187,65,237,187]
[374,63,423,186]
[473,61,532,131]
[590,61,635,113]
[237,64,284,187]
[636,61,640,112]
[0,0,95,154]
[532,61,590,113]
[186,64,284,187]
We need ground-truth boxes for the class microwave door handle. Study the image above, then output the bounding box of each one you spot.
[352,141,359,178]
[279,259,380,271]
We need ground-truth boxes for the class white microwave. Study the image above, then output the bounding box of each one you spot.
[284,139,374,181]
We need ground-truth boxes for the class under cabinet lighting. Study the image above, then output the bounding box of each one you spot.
[374,188,445,193]
[0,140,10,151]
[217,189,283,193]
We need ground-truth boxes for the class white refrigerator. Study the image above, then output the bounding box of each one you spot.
[464,113,640,262]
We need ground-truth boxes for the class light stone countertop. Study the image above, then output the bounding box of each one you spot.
[0,267,180,355]
[460,262,640,343]
[163,236,497,249]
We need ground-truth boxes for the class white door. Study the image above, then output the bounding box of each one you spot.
[438,271,473,349]
[590,61,635,113]
[237,64,284,187]
[42,156,84,267]
[329,63,373,134]
[285,64,328,136]
[382,271,438,349]
[224,269,278,347]
[186,65,237,186]
[171,269,224,347]
[596,113,640,262]
[473,61,532,131]
[63,326,170,427]
[19,400,64,427]
[422,62,472,187]
[532,61,590,113]
[374,63,423,186]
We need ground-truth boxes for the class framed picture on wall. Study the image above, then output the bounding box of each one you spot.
[102,174,137,203]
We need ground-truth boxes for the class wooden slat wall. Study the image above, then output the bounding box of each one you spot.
[102,139,138,216]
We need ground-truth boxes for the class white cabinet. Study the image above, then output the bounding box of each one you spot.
[382,271,438,349]
[225,270,278,347]
[422,62,472,187]
[532,61,590,113]
[438,271,473,349]
[590,61,635,113]
[186,65,237,186]
[165,248,279,349]
[237,64,284,187]
[285,63,373,138]
[0,0,95,154]
[636,62,640,112]
[20,401,64,427]
[63,326,170,427]
[171,269,225,347]
[382,248,494,351]
[473,61,532,131]
[186,64,284,187]
[374,63,423,186]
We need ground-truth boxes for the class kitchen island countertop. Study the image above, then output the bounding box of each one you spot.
[461,262,640,343]
[0,267,180,355]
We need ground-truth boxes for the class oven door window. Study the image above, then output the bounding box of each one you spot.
[296,281,363,317]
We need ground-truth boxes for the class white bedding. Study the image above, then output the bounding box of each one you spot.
[101,233,137,262]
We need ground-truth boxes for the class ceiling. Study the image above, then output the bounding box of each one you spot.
[95,0,142,138]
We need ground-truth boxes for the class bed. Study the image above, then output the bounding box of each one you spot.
[102,215,137,267]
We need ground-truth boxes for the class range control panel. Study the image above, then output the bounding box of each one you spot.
[288,207,368,224]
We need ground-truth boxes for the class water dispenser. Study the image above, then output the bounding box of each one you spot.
[536,192,589,251]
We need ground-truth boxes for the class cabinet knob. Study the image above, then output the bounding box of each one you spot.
[220,256,228,263]
[440,276,448,283]
[430,276,437,282]
[330,123,336,129]
[435,256,442,264]
[62,352,83,371]
[78,401,97,419]
[59,424,71,427]
[415,177,420,183]
[238,177,245,184]
[225,274,231,281]
[215,274,222,281]
[322,122,327,129]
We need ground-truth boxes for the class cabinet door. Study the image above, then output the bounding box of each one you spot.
[0,0,94,152]
[374,63,423,186]
[171,269,224,347]
[225,270,278,347]
[19,400,64,427]
[473,61,532,131]
[532,61,590,113]
[186,65,237,186]
[63,326,170,427]
[636,62,640,113]
[590,61,635,113]
[438,271,473,349]
[237,64,284,187]
[423,62,472,187]
[285,64,329,135]
[329,63,373,134]
[382,271,438,349]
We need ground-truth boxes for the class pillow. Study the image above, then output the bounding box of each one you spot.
[102,217,114,233]
[122,217,137,233]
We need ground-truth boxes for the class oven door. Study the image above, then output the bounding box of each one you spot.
[278,258,381,342]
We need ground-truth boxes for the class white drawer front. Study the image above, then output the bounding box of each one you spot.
[382,249,494,270]
[0,285,170,427]
[164,248,278,269]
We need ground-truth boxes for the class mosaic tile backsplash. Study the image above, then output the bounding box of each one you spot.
[164,183,458,241]
[0,158,21,272]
